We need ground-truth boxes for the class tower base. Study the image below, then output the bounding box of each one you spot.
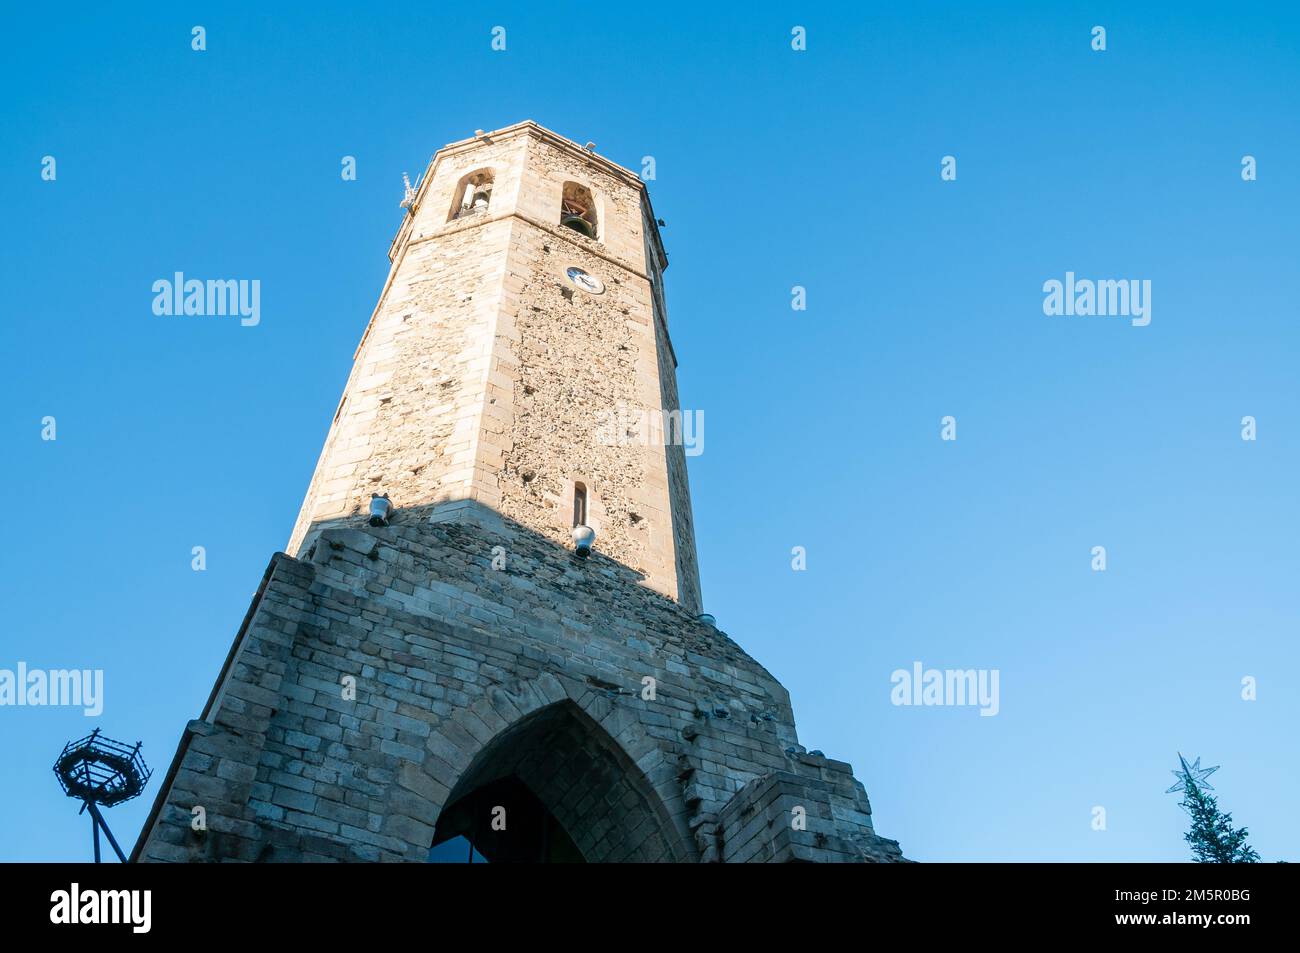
[134,505,905,863]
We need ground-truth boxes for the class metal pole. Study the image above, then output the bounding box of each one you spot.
[86,800,128,863]
[91,804,101,863]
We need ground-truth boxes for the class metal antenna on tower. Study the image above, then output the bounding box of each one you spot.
[400,172,418,213]
[53,729,151,863]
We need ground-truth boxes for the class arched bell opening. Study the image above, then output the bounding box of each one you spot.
[560,182,599,239]
[427,700,680,863]
[449,168,495,221]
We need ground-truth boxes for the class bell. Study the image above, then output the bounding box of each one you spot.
[472,190,490,208]
[561,215,595,238]
[572,524,596,557]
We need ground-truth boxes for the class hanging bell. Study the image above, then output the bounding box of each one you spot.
[561,215,595,238]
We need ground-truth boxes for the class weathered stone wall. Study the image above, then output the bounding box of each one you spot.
[286,129,527,556]
[491,221,675,601]
[135,510,904,863]
[288,122,700,611]
[647,253,703,614]
[719,769,903,863]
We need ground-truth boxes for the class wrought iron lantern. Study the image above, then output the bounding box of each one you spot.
[53,729,151,863]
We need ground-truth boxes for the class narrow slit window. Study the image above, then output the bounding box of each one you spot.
[573,482,588,528]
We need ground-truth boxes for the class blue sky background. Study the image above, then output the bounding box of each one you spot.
[2,1,1297,862]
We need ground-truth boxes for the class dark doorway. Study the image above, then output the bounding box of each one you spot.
[427,700,687,863]
[428,776,584,863]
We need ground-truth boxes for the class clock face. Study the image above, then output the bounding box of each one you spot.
[566,266,604,295]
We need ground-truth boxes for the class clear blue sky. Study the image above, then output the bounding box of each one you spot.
[2,2,1297,862]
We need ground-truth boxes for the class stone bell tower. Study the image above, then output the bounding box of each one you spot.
[287,122,701,611]
[132,122,905,864]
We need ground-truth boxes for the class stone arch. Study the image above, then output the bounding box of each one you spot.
[448,166,495,221]
[395,672,696,862]
[560,180,600,239]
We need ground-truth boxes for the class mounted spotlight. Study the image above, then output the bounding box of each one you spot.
[369,493,392,527]
[696,613,717,628]
[572,524,596,558]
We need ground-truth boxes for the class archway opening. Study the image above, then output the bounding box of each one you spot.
[428,700,681,863]
[428,777,584,863]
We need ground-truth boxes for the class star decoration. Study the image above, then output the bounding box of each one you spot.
[1166,753,1219,794]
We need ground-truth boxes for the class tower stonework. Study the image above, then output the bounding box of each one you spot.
[133,122,905,863]
[286,121,700,611]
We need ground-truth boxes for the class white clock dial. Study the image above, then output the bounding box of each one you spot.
[566,266,604,294]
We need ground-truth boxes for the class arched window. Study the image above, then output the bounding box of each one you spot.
[560,182,598,239]
[573,482,588,528]
[451,169,494,221]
